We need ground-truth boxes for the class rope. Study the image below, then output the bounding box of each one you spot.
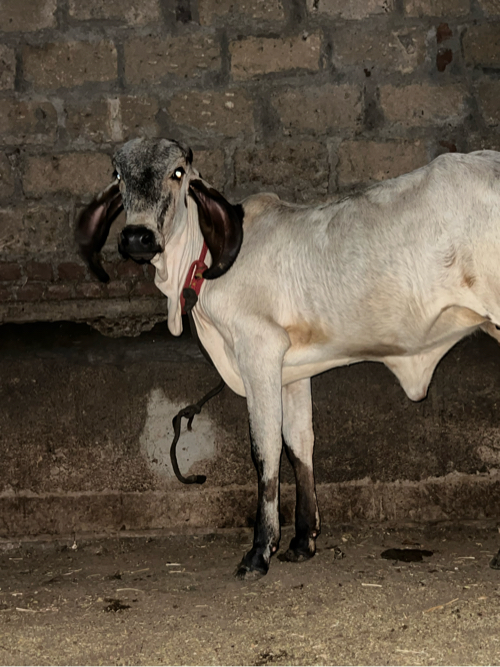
[169,287,226,485]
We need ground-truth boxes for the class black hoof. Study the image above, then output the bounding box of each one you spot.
[234,563,267,580]
[278,536,316,563]
[490,549,500,570]
[278,548,314,563]
[234,550,269,579]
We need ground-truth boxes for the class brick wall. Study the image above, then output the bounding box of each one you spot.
[0,0,499,333]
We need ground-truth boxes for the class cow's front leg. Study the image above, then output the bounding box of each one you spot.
[235,425,283,579]
[234,326,289,579]
[281,378,320,562]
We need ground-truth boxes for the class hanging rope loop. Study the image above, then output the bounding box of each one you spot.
[169,286,226,485]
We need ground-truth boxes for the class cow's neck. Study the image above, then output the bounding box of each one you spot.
[151,198,207,336]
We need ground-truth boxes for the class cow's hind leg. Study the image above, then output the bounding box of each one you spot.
[281,378,320,562]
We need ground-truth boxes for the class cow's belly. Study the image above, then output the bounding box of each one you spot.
[196,304,488,398]
[281,356,362,386]
[281,304,489,398]
[281,341,405,388]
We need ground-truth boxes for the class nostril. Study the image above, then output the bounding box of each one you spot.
[140,230,154,247]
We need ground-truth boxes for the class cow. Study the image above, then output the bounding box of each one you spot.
[77,138,500,578]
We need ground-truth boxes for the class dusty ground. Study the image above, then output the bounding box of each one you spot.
[1,523,500,666]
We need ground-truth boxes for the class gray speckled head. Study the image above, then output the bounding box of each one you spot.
[77,136,243,289]
[113,138,193,217]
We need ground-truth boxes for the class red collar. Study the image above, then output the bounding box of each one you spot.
[180,243,208,315]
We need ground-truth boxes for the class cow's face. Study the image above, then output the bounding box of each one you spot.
[113,138,195,263]
[76,137,244,283]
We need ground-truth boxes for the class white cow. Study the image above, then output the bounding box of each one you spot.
[77,139,500,577]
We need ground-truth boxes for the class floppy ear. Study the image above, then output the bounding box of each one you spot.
[188,180,243,280]
[75,180,124,283]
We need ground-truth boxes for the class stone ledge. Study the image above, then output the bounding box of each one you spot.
[1,472,498,540]
[0,298,168,336]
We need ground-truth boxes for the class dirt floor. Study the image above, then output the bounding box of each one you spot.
[1,523,500,666]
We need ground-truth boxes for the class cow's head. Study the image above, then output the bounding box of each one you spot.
[76,138,243,283]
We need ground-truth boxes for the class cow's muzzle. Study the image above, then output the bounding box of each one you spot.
[118,225,162,262]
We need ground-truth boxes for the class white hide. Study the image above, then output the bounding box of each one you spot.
[155,150,500,402]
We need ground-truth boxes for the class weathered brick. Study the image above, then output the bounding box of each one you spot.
[45,284,74,300]
[0,0,56,32]
[0,45,16,90]
[65,99,113,145]
[145,264,156,280]
[199,0,284,24]
[0,262,22,281]
[379,84,466,127]
[15,283,45,301]
[404,0,470,16]
[271,84,362,133]
[58,262,87,281]
[115,260,144,278]
[0,209,19,255]
[106,281,133,298]
[23,41,117,90]
[25,261,53,281]
[2,206,71,255]
[131,281,161,297]
[23,153,112,198]
[468,133,500,153]
[332,26,425,74]
[463,23,500,68]
[476,81,500,126]
[65,95,158,145]
[229,33,321,80]
[0,286,13,302]
[22,207,70,254]
[436,46,453,72]
[234,142,329,202]
[0,99,57,145]
[124,34,220,84]
[168,90,254,137]
[0,154,15,199]
[68,0,160,24]
[338,140,428,187]
[477,0,500,15]
[436,22,453,43]
[75,283,106,298]
[120,96,160,141]
[307,0,394,19]
[101,261,118,281]
[192,148,225,190]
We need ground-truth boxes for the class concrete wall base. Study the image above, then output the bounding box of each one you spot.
[1,322,499,542]
[1,472,499,541]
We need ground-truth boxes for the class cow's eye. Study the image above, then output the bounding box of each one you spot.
[113,169,121,181]
[172,167,185,181]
